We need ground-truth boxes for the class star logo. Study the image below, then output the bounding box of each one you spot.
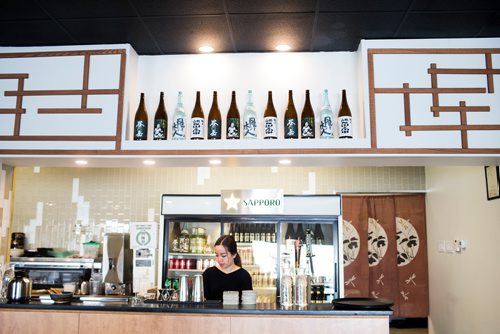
[224,193,240,211]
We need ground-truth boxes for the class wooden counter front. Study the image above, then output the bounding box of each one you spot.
[0,308,389,334]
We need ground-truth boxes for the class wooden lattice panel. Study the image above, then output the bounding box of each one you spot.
[0,49,126,150]
[368,48,500,150]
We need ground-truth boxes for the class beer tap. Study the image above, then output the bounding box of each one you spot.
[305,228,314,276]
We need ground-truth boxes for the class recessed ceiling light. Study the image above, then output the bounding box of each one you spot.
[278,159,291,165]
[143,160,156,166]
[275,44,291,52]
[199,45,214,53]
[209,159,222,165]
[75,160,88,165]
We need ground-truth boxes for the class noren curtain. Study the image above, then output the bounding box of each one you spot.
[342,194,429,318]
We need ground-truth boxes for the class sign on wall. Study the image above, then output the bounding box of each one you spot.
[221,189,284,214]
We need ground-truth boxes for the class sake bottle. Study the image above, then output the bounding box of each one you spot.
[319,89,334,139]
[190,91,205,140]
[243,90,257,139]
[301,90,315,139]
[153,92,168,140]
[284,90,298,139]
[226,91,240,139]
[263,91,278,139]
[133,93,148,140]
[338,89,353,139]
[172,91,186,140]
[170,222,181,252]
[207,91,221,140]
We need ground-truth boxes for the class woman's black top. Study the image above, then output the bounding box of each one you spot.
[202,266,253,301]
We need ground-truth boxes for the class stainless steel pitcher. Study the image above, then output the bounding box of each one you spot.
[192,274,204,302]
[178,275,189,302]
[7,270,31,302]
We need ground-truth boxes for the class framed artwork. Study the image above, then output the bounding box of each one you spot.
[484,166,500,200]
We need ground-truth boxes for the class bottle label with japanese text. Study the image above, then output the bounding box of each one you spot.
[153,119,167,140]
[301,117,315,138]
[207,119,221,139]
[227,118,240,139]
[284,118,298,138]
[191,117,205,139]
[172,116,186,139]
[263,116,278,139]
[338,115,353,138]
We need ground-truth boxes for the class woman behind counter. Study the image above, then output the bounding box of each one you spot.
[202,235,253,301]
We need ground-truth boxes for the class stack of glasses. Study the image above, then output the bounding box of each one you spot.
[241,290,256,305]
[222,291,239,305]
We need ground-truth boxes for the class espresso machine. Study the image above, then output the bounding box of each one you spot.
[102,233,133,295]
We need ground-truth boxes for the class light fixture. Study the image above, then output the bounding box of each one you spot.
[143,160,156,166]
[209,159,222,165]
[275,44,291,52]
[199,45,214,53]
[75,160,88,165]
[278,159,291,165]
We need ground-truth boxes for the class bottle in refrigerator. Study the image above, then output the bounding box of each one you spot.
[296,224,306,243]
[284,223,296,240]
[234,224,240,243]
[179,224,190,253]
[249,224,255,241]
[314,224,325,245]
[170,222,181,252]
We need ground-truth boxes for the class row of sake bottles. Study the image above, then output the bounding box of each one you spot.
[132,89,353,141]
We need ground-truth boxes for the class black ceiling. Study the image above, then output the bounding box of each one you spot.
[1,0,499,55]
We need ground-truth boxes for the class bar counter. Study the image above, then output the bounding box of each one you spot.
[0,299,392,334]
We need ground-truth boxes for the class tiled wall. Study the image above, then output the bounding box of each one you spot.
[10,166,425,251]
[1,163,14,269]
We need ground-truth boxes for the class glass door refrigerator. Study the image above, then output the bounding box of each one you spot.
[159,194,343,304]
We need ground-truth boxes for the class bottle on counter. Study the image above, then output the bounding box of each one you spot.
[133,93,148,140]
[226,91,240,139]
[153,92,168,140]
[172,91,186,140]
[263,91,278,139]
[243,90,257,139]
[319,89,335,139]
[208,91,221,140]
[338,89,353,139]
[284,90,298,139]
[301,90,315,139]
[191,91,205,140]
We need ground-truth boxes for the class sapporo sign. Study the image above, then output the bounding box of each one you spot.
[221,189,284,214]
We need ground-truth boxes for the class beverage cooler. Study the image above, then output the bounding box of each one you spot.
[159,192,343,304]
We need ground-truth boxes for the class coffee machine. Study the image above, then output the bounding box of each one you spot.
[102,233,133,295]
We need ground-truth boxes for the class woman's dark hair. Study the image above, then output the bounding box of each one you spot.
[214,235,242,267]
